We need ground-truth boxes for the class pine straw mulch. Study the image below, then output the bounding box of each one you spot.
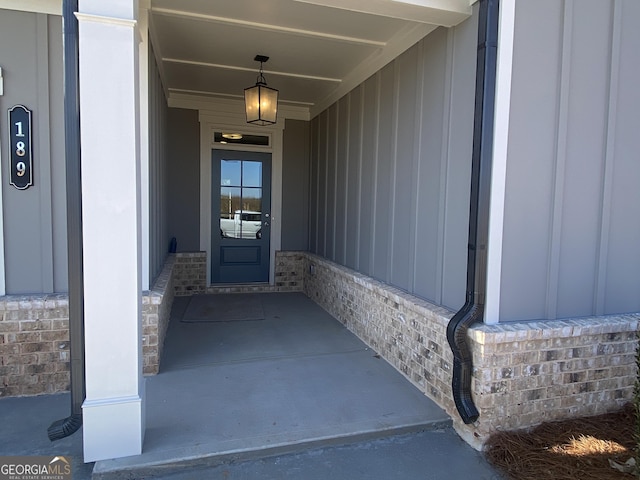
[484,404,637,480]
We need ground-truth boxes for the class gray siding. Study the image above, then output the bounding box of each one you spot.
[0,10,67,294]
[148,43,169,282]
[500,0,640,321]
[281,119,310,251]
[166,107,200,252]
[309,13,478,310]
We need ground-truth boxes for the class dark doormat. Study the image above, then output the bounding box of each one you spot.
[181,294,265,322]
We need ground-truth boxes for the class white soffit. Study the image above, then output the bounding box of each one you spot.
[0,0,61,15]
[293,0,472,27]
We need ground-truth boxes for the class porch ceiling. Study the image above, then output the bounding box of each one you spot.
[149,0,472,118]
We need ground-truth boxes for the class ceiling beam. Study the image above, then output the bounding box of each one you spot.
[163,58,342,83]
[293,0,471,27]
[151,7,387,47]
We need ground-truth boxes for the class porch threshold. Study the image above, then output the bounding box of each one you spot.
[91,292,450,479]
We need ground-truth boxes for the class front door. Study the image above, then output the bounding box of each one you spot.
[211,149,271,283]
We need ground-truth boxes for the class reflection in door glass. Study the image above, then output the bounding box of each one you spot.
[242,161,262,187]
[221,160,241,186]
[219,160,263,239]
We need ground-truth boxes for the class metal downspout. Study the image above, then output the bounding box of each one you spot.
[446,0,500,424]
[48,0,85,440]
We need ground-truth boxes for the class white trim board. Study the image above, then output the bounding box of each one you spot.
[0,0,61,15]
[199,111,284,286]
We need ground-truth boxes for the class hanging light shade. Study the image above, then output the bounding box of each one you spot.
[244,55,278,126]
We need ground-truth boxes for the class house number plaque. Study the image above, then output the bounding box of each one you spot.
[8,105,34,190]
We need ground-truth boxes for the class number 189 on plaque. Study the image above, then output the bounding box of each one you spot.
[8,105,33,190]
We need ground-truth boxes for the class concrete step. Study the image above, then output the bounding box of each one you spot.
[91,418,451,480]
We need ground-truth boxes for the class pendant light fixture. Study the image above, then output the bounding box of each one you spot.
[244,55,278,126]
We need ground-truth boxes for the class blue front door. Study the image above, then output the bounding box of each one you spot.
[211,150,272,284]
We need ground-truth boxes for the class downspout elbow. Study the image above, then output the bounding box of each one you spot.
[447,300,482,424]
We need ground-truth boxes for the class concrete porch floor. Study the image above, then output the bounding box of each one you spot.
[0,292,502,479]
[95,292,454,478]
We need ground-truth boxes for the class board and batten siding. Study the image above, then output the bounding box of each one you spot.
[309,11,478,311]
[148,41,170,284]
[499,0,640,322]
[0,9,67,294]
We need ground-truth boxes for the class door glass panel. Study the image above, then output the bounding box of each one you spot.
[242,161,262,187]
[221,160,241,186]
[219,160,263,239]
[220,187,241,238]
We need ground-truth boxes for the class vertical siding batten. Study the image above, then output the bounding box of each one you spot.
[545,0,573,320]
[557,0,612,318]
[327,104,337,261]
[36,13,54,293]
[370,72,382,277]
[388,59,400,287]
[409,41,425,295]
[374,65,394,282]
[318,110,327,256]
[435,29,455,306]
[345,88,360,270]
[594,0,621,315]
[309,116,319,253]
[336,96,349,265]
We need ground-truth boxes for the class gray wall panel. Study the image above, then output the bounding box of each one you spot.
[391,45,419,291]
[557,0,612,318]
[373,65,395,283]
[0,10,65,294]
[309,117,319,253]
[281,119,310,251]
[148,42,169,283]
[413,29,448,303]
[439,16,477,309]
[316,111,327,256]
[358,76,379,276]
[325,105,337,261]
[48,16,68,292]
[309,12,477,311]
[345,87,362,270]
[167,108,200,252]
[335,98,349,264]
[499,0,563,320]
[500,0,640,321]
[602,0,640,314]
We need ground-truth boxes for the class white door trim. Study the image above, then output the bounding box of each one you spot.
[199,107,283,286]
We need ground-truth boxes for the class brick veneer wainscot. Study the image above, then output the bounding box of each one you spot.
[302,252,639,449]
[0,295,71,396]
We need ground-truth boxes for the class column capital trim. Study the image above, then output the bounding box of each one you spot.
[75,12,137,28]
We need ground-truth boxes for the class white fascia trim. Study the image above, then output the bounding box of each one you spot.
[484,0,515,325]
[75,12,137,28]
[0,0,61,15]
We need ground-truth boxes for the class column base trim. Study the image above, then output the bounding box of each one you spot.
[83,389,146,462]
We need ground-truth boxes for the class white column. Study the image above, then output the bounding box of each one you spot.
[485,0,516,325]
[77,0,145,462]
[138,0,150,291]
[0,67,5,295]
